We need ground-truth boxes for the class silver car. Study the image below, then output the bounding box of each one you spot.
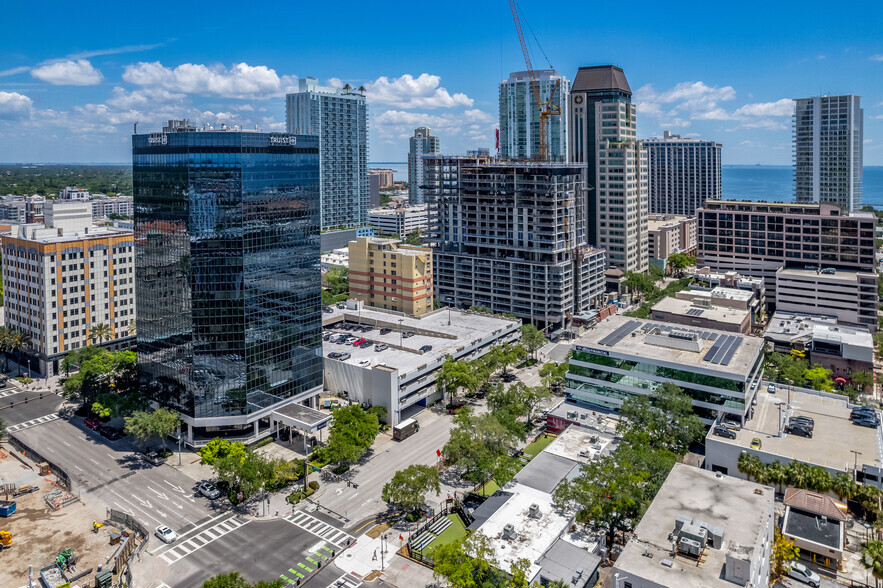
[155,525,177,543]
[787,562,820,587]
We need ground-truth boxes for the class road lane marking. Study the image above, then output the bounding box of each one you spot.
[89,458,100,465]
[73,465,83,471]
[284,511,353,548]
[158,515,248,564]
[62,441,71,447]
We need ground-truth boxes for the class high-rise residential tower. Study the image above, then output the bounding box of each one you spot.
[645,131,722,216]
[408,127,440,204]
[498,70,570,162]
[568,65,648,272]
[794,95,863,212]
[286,77,368,229]
[426,157,607,332]
[133,120,323,443]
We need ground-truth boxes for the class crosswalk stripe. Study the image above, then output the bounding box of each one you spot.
[283,510,353,548]
[7,413,59,433]
[159,515,248,564]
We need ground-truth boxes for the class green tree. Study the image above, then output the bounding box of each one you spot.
[771,528,800,582]
[857,483,881,513]
[806,466,832,493]
[321,404,379,465]
[832,472,858,502]
[437,357,477,405]
[493,343,527,376]
[213,448,276,502]
[443,408,518,487]
[786,461,813,489]
[518,324,547,360]
[617,382,705,454]
[9,329,31,376]
[666,252,696,274]
[402,229,423,245]
[803,363,834,392]
[89,322,111,344]
[202,572,284,588]
[431,531,498,588]
[381,464,441,513]
[61,348,137,405]
[553,453,647,549]
[123,408,180,452]
[763,461,788,494]
[199,439,248,466]
[861,540,883,586]
[850,370,875,392]
[737,453,764,483]
[323,266,349,295]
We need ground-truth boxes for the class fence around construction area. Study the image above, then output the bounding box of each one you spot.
[7,432,73,490]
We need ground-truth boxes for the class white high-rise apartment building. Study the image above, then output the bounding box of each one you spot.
[1,201,135,376]
[499,70,569,161]
[408,127,439,204]
[286,77,368,229]
[794,94,863,212]
[645,131,722,216]
[568,65,648,272]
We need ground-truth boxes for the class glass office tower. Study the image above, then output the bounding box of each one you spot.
[133,120,323,440]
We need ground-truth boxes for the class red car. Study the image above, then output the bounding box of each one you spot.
[351,338,366,346]
[84,417,102,431]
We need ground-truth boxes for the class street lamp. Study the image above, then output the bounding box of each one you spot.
[398,318,404,348]
[380,533,388,570]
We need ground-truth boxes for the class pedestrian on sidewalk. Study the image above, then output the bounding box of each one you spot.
[372,549,377,561]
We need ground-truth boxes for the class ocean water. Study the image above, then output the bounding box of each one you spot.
[722,165,883,208]
[372,162,883,208]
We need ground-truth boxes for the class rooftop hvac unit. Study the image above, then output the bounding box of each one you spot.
[529,504,542,519]
[674,514,692,534]
[566,411,578,419]
[679,522,708,550]
[679,537,702,557]
[580,413,588,420]
[503,524,516,539]
[696,520,725,549]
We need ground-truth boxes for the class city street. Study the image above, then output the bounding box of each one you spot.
[12,416,221,533]
[0,380,65,433]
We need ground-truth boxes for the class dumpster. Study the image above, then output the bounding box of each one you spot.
[0,500,16,517]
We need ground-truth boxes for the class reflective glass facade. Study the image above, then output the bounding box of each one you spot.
[133,130,323,426]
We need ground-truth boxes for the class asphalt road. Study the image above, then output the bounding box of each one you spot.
[150,511,357,588]
[13,416,221,533]
[0,382,64,430]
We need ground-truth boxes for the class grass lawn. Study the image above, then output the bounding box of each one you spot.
[475,478,501,496]
[522,434,555,459]
[424,514,468,555]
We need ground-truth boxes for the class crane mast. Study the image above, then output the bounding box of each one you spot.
[508,0,561,162]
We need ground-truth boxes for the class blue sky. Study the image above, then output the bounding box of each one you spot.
[1,0,882,165]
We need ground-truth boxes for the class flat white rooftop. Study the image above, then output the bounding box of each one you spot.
[777,267,874,283]
[542,425,613,465]
[652,296,749,326]
[574,315,763,379]
[615,463,773,588]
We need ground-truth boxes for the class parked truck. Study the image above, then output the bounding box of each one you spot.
[392,418,419,441]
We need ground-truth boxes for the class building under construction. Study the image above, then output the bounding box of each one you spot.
[425,158,606,334]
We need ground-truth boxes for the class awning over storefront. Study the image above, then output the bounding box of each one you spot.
[270,403,331,434]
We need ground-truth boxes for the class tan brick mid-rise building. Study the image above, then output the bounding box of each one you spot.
[348,236,433,316]
[1,201,135,376]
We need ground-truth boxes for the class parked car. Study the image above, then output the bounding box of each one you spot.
[402,331,415,338]
[336,303,346,309]
[784,425,813,438]
[851,411,878,422]
[327,352,343,359]
[359,339,374,348]
[750,438,762,450]
[712,426,736,439]
[854,417,880,428]
[155,525,177,544]
[380,328,392,335]
[502,373,518,382]
[720,420,741,432]
[323,306,334,314]
[419,345,432,353]
[337,352,351,361]
[787,561,820,587]
[851,407,876,418]
[84,417,102,431]
[99,426,122,440]
[767,383,776,394]
[788,416,814,430]
[351,338,366,346]
[197,481,221,500]
[144,451,165,466]
[374,343,389,352]
[357,360,371,367]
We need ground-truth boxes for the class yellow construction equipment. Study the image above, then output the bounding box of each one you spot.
[0,530,12,549]
[509,0,561,162]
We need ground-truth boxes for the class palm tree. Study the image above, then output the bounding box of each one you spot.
[861,540,883,587]
[357,85,366,95]
[738,453,764,482]
[806,466,832,493]
[0,326,10,373]
[90,323,111,345]
[786,461,812,490]
[764,461,788,494]
[342,83,352,93]
[8,329,30,376]
[127,320,136,336]
[832,472,858,502]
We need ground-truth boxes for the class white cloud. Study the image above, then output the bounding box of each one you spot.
[106,87,185,110]
[870,55,883,62]
[733,98,793,117]
[31,59,103,86]
[122,61,298,99]
[373,108,495,145]
[325,77,343,88]
[365,74,473,109]
[0,92,34,119]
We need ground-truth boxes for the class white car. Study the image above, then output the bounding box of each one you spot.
[155,525,177,544]
[357,359,371,367]
[787,561,820,587]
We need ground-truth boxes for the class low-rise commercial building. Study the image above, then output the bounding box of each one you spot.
[348,236,433,316]
[320,248,348,271]
[705,386,883,487]
[367,205,429,237]
[692,268,766,312]
[1,201,135,375]
[565,315,765,424]
[775,267,877,332]
[650,295,751,334]
[782,488,847,571]
[321,305,520,425]
[613,463,775,588]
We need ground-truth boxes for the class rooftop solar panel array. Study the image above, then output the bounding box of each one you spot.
[598,319,641,346]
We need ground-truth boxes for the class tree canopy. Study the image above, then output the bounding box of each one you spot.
[442,407,519,487]
[123,408,180,451]
[318,404,379,465]
[202,572,283,588]
[518,324,547,359]
[61,347,137,406]
[381,464,441,513]
[617,382,705,454]
[213,447,276,502]
[431,532,517,588]
[323,266,349,296]
[199,438,248,466]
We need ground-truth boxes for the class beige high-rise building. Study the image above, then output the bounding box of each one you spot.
[1,201,135,376]
[348,236,433,316]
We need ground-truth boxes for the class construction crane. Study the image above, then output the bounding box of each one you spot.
[508,0,561,162]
